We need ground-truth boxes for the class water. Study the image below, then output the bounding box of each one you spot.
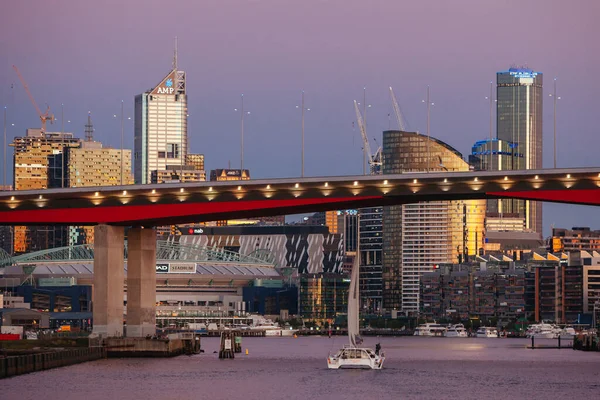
[3,336,600,400]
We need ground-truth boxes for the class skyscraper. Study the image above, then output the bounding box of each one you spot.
[381,131,486,314]
[11,129,81,253]
[134,52,187,184]
[496,67,543,233]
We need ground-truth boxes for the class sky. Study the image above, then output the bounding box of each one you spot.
[1,0,599,235]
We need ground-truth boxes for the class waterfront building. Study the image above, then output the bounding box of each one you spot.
[551,227,600,253]
[534,263,582,324]
[134,58,187,184]
[298,273,349,321]
[496,66,544,234]
[381,130,486,314]
[11,129,81,253]
[177,225,345,274]
[359,206,383,314]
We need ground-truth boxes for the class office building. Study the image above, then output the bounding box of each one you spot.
[151,153,206,184]
[209,169,250,226]
[496,66,543,233]
[11,129,81,253]
[48,140,133,245]
[381,130,486,314]
[134,58,187,184]
[469,138,524,172]
[209,169,250,182]
[359,206,383,314]
[534,264,582,324]
[298,273,349,321]
[551,227,600,253]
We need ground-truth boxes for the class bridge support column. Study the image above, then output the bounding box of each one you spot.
[93,225,125,338]
[126,227,156,337]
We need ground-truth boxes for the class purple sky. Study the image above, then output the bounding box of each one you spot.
[1,0,599,235]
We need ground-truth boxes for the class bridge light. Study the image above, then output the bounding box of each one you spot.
[180,188,185,193]
[94,192,99,197]
[443,178,448,183]
[151,189,156,194]
[383,180,388,185]
[353,181,358,186]
[534,175,539,180]
[38,195,43,200]
[266,185,271,190]
[566,174,571,179]
[504,176,508,181]
[413,179,418,184]
[474,177,478,182]
[208,187,213,192]
[122,190,127,196]
[10,196,14,201]
[293,183,299,189]
[237,186,242,190]
[324,182,329,187]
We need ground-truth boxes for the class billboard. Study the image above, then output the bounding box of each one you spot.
[155,263,196,274]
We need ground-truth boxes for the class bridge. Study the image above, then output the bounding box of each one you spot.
[1,167,599,337]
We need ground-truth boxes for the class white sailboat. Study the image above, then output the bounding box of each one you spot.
[327,239,385,370]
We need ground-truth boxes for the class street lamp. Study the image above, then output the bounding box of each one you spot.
[295,91,311,177]
[422,86,435,172]
[234,94,251,171]
[548,78,562,169]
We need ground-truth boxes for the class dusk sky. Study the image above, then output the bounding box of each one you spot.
[1,0,599,235]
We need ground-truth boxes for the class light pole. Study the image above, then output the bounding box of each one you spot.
[296,91,311,177]
[548,78,561,169]
[422,87,434,171]
[3,106,6,189]
[234,94,250,171]
[114,105,130,185]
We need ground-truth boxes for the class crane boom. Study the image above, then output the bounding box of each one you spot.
[389,86,408,131]
[12,65,54,132]
[354,99,373,160]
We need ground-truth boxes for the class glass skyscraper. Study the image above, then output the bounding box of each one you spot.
[496,67,543,233]
[134,66,187,184]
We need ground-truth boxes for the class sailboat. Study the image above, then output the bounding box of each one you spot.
[327,245,385,370]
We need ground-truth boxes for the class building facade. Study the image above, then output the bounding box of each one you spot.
[359,206,383,314]
[11,130,81,253]
[134,65,187,184]
[496,67,543,233]
[298,273,349,321]
[551,227,600,253]
[381,130,486,314]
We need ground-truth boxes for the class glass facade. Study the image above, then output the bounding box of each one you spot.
[359,206,383,314]
[298,274,349,321]
[135,69,188,184]
[381,131,486,313]
[496,67,543,233]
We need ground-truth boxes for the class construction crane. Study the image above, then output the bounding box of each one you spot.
[353,100,382,175]
[12,65,55,133]
[389,86,409,132]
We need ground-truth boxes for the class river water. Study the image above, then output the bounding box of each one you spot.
[3,336,600,400]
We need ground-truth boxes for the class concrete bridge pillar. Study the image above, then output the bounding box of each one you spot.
[126,227,157,337]
[92,225,125,338]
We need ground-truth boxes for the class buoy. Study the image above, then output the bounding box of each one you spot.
[293,334,297,339]
[245,348,249,355]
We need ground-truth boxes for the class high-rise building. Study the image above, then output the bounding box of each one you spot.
[134,57,187,184]
[49,140,133,245]
[496,67,543,233]
[0,186,12,255]
[359,206,383,314]
[11,129,81,253]
[381,131,486,314]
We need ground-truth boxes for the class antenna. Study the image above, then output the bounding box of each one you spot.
[84,112,94,142]
[173,36,178,71]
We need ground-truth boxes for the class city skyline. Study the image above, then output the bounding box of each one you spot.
[1,0,599,235]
